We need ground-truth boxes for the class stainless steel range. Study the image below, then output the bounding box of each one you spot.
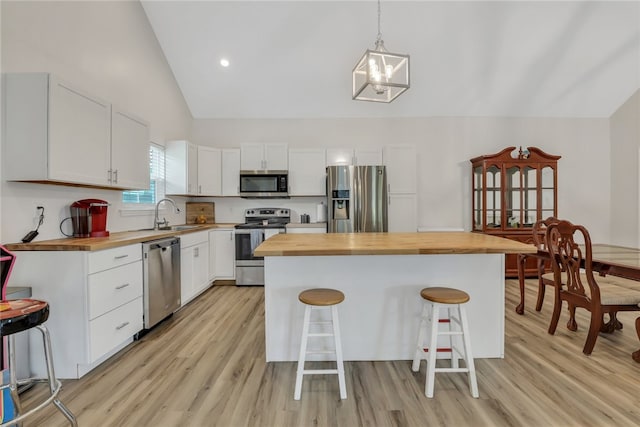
[235,208,290,286]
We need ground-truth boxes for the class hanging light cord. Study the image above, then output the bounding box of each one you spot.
[376,0,383,42]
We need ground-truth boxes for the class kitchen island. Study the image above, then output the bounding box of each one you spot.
[254,232,536,362]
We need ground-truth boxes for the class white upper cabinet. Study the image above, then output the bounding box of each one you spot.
[197,146,222,196]
[110,108,150,190]
[326,148,354,166]
[222,148,241,196]
[326,148,382,166]
[388,193,418,232]
[288,148,326,196]
[354,148,383,165]
[166,140,198,196]
[241,143,288,170]
[2,73,149,190]
[383,145,417,194]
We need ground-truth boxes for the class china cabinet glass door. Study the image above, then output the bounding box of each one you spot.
[486,165,501,228]
[541,166,555,219]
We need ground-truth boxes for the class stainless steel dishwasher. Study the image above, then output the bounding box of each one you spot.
[142,237,181,329]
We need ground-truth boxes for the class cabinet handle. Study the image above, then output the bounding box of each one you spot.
[113,169,118,184]
[194,247,199,257]
[115,321,130,330]
[199,185,202,194]
[230,231,233,241]
[115,283,130,290]
[107,169,113,183]
[114,254,129,260]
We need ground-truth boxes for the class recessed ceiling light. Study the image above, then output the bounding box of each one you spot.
[220,58,230,67]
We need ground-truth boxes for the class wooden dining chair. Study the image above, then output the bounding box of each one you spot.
[546,220,640,355]
[634,317,640,363]
[531,217,558,312]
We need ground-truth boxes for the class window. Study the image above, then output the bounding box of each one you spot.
[122,143,165,205]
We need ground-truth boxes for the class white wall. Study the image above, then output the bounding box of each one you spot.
[610,90,640,247]
[1,0,192,243]
[192,117,612,242]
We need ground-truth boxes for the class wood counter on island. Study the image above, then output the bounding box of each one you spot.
[255,232,535,363]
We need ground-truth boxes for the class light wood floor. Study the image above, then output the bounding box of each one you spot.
[21,280,640,426]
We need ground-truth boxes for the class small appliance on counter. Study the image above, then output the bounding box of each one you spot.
[64,199,110,237]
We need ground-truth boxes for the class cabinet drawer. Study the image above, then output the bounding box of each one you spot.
[88,244,141,274]
[88,261,142,320]
[180,230,208,248]
[89,297,143,363]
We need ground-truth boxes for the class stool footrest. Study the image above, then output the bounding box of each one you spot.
[437,331,463,336]
[433,367,471,373]
[423,347,453,353]
[301,369,339,375]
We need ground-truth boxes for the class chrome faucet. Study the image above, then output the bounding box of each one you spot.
[154,198,181,230]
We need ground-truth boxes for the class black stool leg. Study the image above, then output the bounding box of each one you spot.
[37,325,77,427]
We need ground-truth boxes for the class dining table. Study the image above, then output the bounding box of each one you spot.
[516,244,640,362]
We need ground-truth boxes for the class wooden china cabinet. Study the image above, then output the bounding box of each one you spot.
[470,146,561,277]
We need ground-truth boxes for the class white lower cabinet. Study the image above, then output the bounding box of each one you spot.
[8,244,143,379]
[209,229,236,281]
[180,231,211,305]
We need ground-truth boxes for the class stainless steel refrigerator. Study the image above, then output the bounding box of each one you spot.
[327,165,388,232]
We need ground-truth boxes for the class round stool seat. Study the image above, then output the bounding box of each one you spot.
[299,288,344,306]
[420,287,470,305]
[0,299,49,337]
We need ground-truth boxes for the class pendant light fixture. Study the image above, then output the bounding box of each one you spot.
[352,0,410,103]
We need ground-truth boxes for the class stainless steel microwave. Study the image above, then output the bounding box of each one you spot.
[239,170,289,198]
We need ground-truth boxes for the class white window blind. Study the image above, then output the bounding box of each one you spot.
[122,143,165,204]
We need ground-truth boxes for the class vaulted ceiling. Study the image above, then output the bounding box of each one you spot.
[142,1,640,119]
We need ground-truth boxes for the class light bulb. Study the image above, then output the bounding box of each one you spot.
[385,64,393,79]
[220,58,230,67]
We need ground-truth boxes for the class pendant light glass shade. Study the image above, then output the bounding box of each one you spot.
[352,40,410,103]
[352,1,410,103]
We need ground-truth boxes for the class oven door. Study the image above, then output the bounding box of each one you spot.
[235,229,265,286]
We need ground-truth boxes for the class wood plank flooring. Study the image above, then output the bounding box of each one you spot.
[20,280,640,426]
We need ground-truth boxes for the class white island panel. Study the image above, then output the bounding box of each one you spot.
[264,253,504,362]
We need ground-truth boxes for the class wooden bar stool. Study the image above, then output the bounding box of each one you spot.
[0,246,77,426]
[411,287,478,398]
[294,288,346,400]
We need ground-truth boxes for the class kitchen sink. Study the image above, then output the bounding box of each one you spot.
[158,225,200,231]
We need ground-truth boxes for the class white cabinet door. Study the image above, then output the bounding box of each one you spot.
[180,245,195,304]
[187,143,198,195]
[48,77,112,186]
[354,148,383,166]
[222,148,241,196]
[166,140,198,196]
[240,143,264,170]
[192,241,210,293]
[197,146,222,196]
[383,145,417,193]
[182,236,211,303]
[388,193,417,232]
[264,143,288,170]
[211,229,235,279]
[110,108,150,190]
[288,148,326,196]
[241,143,288,170]
[326,148,354,166]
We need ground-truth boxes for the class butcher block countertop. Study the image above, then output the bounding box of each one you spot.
[254,232,537,257]
[4,223,238,252]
